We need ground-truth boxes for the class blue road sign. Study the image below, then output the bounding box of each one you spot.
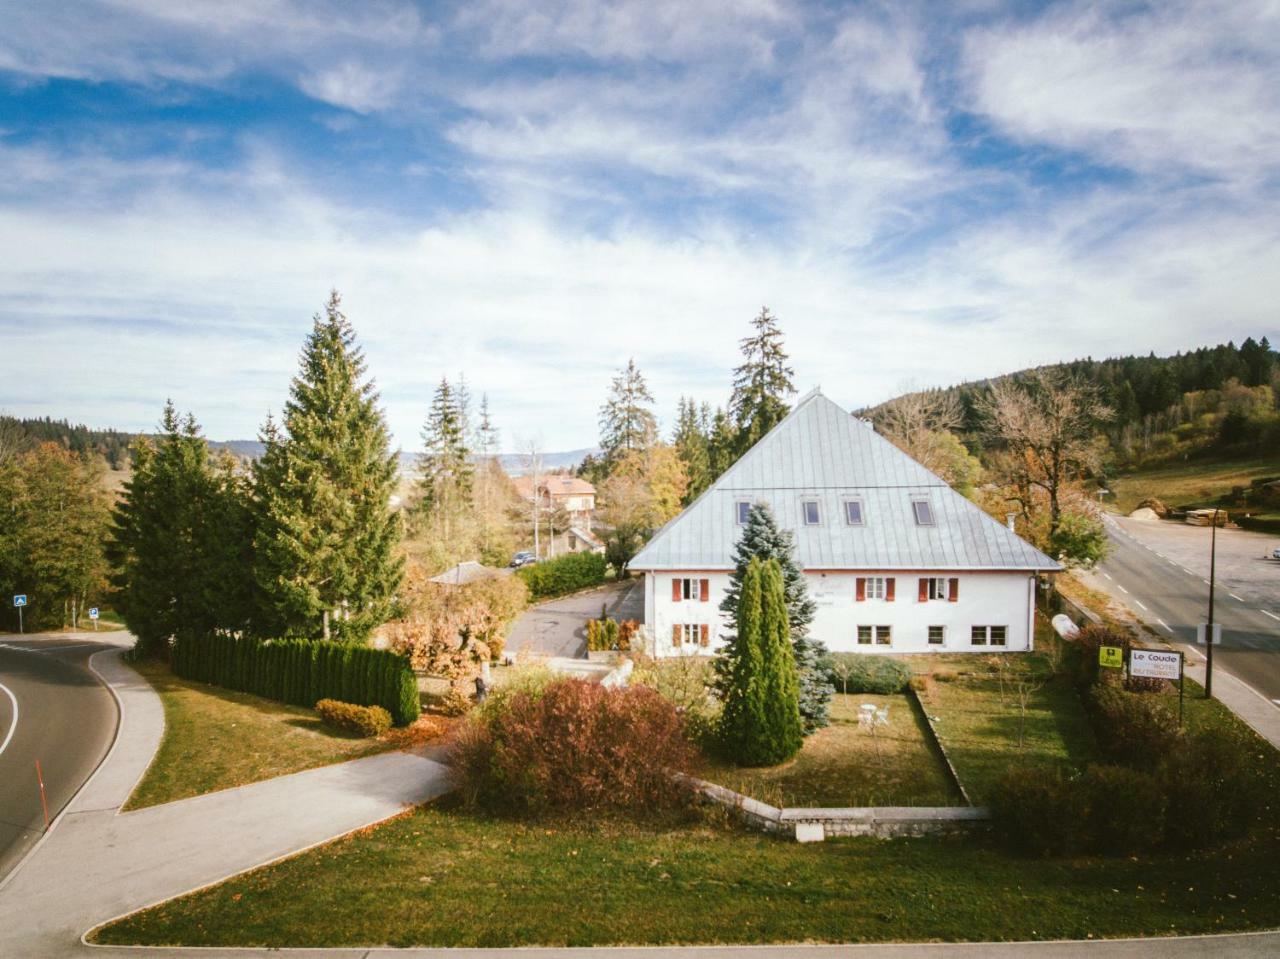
[13,595,26,607]
[89,607,99,620]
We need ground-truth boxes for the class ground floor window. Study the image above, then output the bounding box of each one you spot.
[928,625,945,645]
[971,625,1007,646]
[857,625,892,646]
[672,623,710,648]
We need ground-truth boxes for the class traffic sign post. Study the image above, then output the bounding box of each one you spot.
[88,607,99,631]
[13,594,26,635]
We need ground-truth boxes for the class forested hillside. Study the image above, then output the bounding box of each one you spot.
[0,415,137,470]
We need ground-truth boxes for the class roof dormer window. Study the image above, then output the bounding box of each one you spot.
[844,500,864,526]
[736,501,751,525]
[912,499,935,526]
[802,500,821,526]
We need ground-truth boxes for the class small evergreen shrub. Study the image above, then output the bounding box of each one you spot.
[991,766,1088,857]
[1159,729,1267,849]
[449,677,693,815]
[822,654,912,694]
[315,699,392,737]
[516,551,607,599]
[1086,684,1179,769]
[1079,764,1166,854]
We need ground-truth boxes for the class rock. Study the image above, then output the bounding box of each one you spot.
[1134,496,1168,517]
[1129,507,1160,521]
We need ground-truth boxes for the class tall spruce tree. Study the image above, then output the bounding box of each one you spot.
[599,357,658,469]
[717,557,803,766]
[715,501,832,732]
[706,406,738,482]
[671,396,711,504]
[729,307,795,456]
[418,377,473,514]
[108,403,253,655]
[252,291,402,642]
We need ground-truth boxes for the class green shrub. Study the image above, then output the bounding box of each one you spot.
[822,654,912,694]
[990,766,1088,857]
[1079,764,1166,854]
[1086,684,1179,769]
[1072,623,1134,687]
[517,551,607,599]
[170,634,420,726]
[315,699,392,737]
[1159,729,1267,849]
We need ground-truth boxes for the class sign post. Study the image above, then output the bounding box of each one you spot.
[1130,648,1185,726]
[88,607,99,631]
[13,595,26,635]
[1205,507,1220,698]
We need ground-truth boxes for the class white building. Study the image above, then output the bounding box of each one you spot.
[629,390,1060,656]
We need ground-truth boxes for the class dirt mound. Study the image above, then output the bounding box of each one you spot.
[1129,507,1160,521]
[1135,496,1168,517]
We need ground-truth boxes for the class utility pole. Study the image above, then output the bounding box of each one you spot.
[1205,508,1219,699]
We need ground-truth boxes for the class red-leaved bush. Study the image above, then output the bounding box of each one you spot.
[448,677,694,815]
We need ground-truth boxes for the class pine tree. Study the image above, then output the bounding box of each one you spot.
[251,291,403,643]
[715,501,832,733]
[598,357,658,469]
[706,406,738,482]
[729,307,795,456]
[717,558,802,766]
[418,377,474,517]
[476,393,500,459]
[671,396,711,504]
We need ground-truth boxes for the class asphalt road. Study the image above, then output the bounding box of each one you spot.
[1096,517,1280,705]
[506,578,645,659]
[0,635,118,882]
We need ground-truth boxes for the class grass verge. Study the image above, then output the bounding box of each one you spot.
[92,797,1280,947]
[1108,454,1280,515]
[700,693,959,807]
[124,659,399,810]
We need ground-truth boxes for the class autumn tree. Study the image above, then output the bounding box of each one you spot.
[876,389,982,495]
[599,443,688,570]
[599,358,658,469]
[729,307,795,456]
[252,291,403,642]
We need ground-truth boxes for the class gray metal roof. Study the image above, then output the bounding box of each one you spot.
[630,390,1060,572]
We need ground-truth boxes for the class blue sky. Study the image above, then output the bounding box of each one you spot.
[1,0,1277,450]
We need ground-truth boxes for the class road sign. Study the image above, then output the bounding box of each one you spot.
[1098,646,1124,669]
[88,607,99,620]
[13,595,26,607]
[1130,649,1182,680]
[1196,623,1222,646]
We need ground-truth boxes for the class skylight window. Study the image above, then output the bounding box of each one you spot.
[736,501,751,525]
[912,499,935,526]
[844,500,864,526]
[802,500,821,526]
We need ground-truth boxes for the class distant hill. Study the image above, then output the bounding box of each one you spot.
[0,415,137,469]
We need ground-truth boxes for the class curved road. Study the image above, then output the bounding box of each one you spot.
[0,635,119,882]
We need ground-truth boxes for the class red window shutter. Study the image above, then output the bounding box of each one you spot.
[700,578,710,602]
[918,578,928,603]
[886,578,896,602]
[672,578,682,602]
[949,577,959,602]
[700,624,709,647]
[672,624,682,646]
[855,578,866,602]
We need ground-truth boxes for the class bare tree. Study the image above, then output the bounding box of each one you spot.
[978,371,1112,536]
[517,434,544,559]
[875,386,979,492]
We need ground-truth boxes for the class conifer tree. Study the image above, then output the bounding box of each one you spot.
[706,406,738,482]
[729,307,795,456]
[717,558,802,766]
[715,501,832,732]
[671,396,711,504]
[252,291,402,642]
[418,377,474,517]
[598,357,658,470]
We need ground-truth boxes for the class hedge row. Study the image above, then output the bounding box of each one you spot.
[171,633,419,726]
[517,551,607,600]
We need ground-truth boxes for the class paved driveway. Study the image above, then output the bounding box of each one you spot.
[506,577,644,659]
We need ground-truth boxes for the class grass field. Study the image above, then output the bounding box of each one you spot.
[124,659,397,810]
[92,797,1280,948]
[700,693,959,807]
[1108,453,1280,516]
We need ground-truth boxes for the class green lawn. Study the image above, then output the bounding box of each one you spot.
[125,659,396,810]
[700,693,959,807]
[1108,454,1280,516]
[92,799,1280,948]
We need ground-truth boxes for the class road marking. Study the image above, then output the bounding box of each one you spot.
[1156,619,1172,633]
[1262,610,1280,622]
[1101,572,1112,580]
[1135,599,1148,611]
[0,682,17,760]
[1118,585,1129,594]
[0,642,99,654]
[1229,593,1244,602]
[1203,579,1211,586]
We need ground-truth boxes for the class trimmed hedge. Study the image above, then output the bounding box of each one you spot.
[822,653,912,694]
[315,699,392,737]
[170,633,419,726]
[517,551,607,600]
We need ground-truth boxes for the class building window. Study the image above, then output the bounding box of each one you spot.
[926,577,949,600]
[928,625,945,645]
[673,624,709,647]
[802,500,821,525]
[674,577,707,601]
[844,500,864,526]
[912,499,935,526]
[736,501,751,525]
[971,625,1008,647]
[865,576,886,600]
[857,625,891,646]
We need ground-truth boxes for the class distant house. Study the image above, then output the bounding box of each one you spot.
[629,390,1060,656]
[512,474,597,530]
[566,526,605,554]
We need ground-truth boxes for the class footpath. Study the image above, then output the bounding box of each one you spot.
[0,639,1276,957]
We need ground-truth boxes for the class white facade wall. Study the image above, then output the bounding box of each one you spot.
[645,569,1036,657]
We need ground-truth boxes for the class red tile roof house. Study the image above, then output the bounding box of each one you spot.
[512,474,597,531]
[629,390,1060,656]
